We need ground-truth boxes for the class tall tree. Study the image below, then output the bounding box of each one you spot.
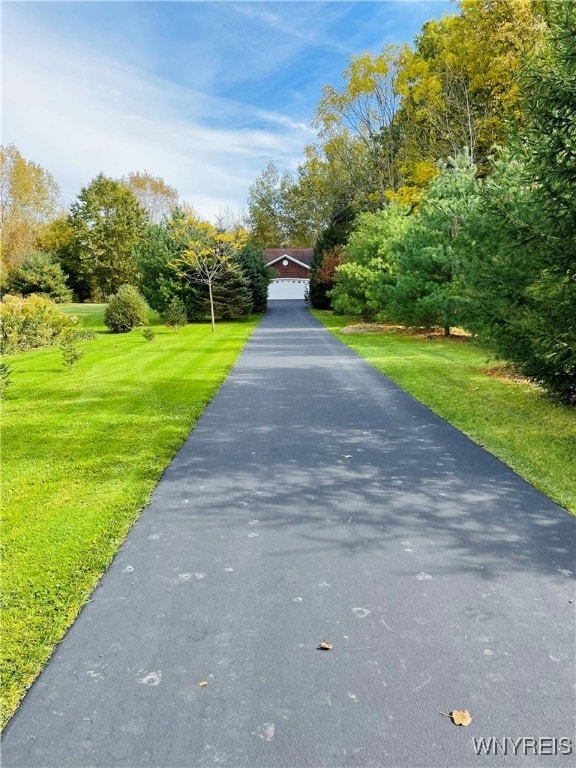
[396,0,547,182]
[66,174,147,299]
[463,3,576,404]
[0,145,61,272]
[121,171,179,224]
[314,46,405,207]
[247,162,295,247]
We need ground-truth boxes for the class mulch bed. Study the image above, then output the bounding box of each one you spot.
[339,323,471,341]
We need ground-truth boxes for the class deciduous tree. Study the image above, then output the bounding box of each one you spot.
[0,145,61,271]
[314,46,405,206]
[67,174,147,299]
[121,171,179,224]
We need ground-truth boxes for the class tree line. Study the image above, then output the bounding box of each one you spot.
[247,0,575,405]
[0,158,271,326]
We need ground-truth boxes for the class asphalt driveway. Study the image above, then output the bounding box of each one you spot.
[3,301,575,767]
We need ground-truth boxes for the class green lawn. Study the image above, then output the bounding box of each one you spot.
[1,305,259,726]
[312,310,576,516]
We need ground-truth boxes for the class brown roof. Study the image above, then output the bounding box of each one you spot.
[264,248,314,267]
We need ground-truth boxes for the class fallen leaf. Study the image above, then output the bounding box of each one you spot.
[199,680,208,687]
[440,710,472,726]
[318,642,333,650]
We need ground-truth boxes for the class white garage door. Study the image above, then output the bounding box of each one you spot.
[268,279,309,300]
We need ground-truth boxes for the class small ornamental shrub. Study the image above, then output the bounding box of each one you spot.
[142,326,155,341]
[162,296,187,330]
[104,285,149,333]
[59,330,84,369]
[0,294,78,354]
[0,361,14,398]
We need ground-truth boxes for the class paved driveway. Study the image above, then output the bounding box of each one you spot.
[3,301,575,767]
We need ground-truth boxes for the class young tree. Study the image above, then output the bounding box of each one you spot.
[211,265,254,320]
[104,284,149,333]
[67,174,147,299]
[169,216,247,331]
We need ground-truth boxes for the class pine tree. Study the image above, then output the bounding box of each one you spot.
[236,243,272,313]
[211,265,253,320]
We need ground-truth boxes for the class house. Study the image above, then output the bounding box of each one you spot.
[264,248,313,300]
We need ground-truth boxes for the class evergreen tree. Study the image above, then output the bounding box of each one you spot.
[137,221,208,320]
[211,265,253,320]
[386,154,479,334]
[6,251,72,302]
[236,243,272,313]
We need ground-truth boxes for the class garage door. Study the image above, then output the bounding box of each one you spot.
[268,279,309,300]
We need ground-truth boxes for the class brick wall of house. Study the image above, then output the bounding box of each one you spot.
[271,261,310,279]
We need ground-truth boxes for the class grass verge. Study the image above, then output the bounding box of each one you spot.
[1,305,259,727]
[312,310,575,515]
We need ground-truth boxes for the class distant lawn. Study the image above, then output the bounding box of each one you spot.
[1,306,259,727]
[59,302,107,327]
[312,310,575,516]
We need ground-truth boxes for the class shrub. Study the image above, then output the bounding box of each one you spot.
[162,296,187,330]
[0,294,77,354]
[104,285,149,333]
[142,326,155,341]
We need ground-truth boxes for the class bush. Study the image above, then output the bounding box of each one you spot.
[0,294,77,354]
[142,326,155,341]
[5,251,72,303]
[162,296,187,329]
[104,285,149,333]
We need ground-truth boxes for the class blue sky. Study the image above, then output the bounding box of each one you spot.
[3,1,454,221]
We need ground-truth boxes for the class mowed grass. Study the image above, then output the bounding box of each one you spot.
[312,310,575,515]
[1,305,259,726]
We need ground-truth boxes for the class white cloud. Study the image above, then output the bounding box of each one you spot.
[2,7,314,221]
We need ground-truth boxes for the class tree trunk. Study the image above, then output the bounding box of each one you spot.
[444,325,450,337]
[208,280,215,332]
